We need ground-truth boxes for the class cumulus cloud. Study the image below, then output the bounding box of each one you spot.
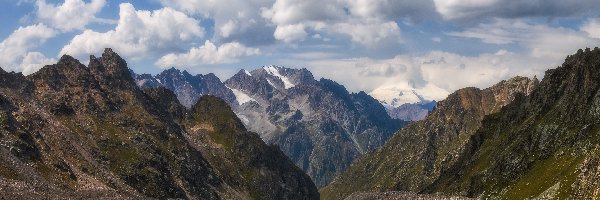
[333,20,401,47]
[36,0,106,31]
[260,0,424,46]
[582,18,600,39]
[20,51,57,74]
[156,40,260,68]
[160,0,275,45]
[0,23,57,74]
[434,0,600,21]
[60,3,204,61]
[281,49,560,96]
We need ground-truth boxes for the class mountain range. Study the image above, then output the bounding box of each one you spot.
[133,65,407,187]
[3,46,600,199]
[0,48,318,199]
[323,48,600,199]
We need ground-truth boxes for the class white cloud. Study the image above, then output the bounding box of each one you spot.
[273,24,308,43]
[60,3,204,61]
[333,20,401,47]
[0,23,57,74]
[448,19,600,59]
[21,52,57,74]
[36,0,106,31]
[582,18,600,39]
[261,0,412,46]
[156,40,260,68]
[280,48,558,97]
[160,0,274,44]
[434,0,600,21]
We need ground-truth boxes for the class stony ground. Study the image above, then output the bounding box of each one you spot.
[345,191,472,200]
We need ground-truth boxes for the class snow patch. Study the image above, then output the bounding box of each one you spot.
[264,65,295,89]
[266,78,275,87]
[244,69,252,76]
[369,82,449,107]
[227,86,256,105]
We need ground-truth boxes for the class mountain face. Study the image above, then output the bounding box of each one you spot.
[385,101,437,121]
[325,47,600,199]
[135,65,406,187]
[321,76,538,199]
[424,47,600,199]
[132,68,237,108]
[224,66,406,187]
[369,83,448,121]
[0,49,318,199]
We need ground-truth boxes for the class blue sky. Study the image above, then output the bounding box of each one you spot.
[1,0,600,97]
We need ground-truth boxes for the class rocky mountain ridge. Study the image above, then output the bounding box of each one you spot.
[0,48,318,199]
[324,47,600,199]
[134,65,407,187]
[321,75,539,199]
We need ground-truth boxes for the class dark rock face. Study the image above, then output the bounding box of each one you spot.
[322,76,538,199]
[224,66,406,187]
[0,49,318,199]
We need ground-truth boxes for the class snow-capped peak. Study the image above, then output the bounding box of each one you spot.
[226,86,257,105]
[263,65,295,89]
[369,82,449,107]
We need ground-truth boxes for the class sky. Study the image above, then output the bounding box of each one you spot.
[1,0,600,97]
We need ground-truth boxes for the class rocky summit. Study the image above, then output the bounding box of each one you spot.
[135,65,407,187]
[324,48,600,199]
[0,48,318,199]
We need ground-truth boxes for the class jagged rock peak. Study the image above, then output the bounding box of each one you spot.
[57,55,83,67]
[100,48,129,75]
[87,48,137,90]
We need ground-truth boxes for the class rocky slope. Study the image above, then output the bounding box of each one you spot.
[135,65,406,187]
[0,48,318,199]
[424,48,600,199]
[321,76,538,199]
[224,66,406,187]
[325,47,600,199]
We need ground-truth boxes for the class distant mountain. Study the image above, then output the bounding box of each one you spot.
[369,83,449,121]
[135,65,406,187]
[132,67,237,108]
[0,49,318,199]
[325,47,600,199]
[386,101,437,121]
[322,76,538,199]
